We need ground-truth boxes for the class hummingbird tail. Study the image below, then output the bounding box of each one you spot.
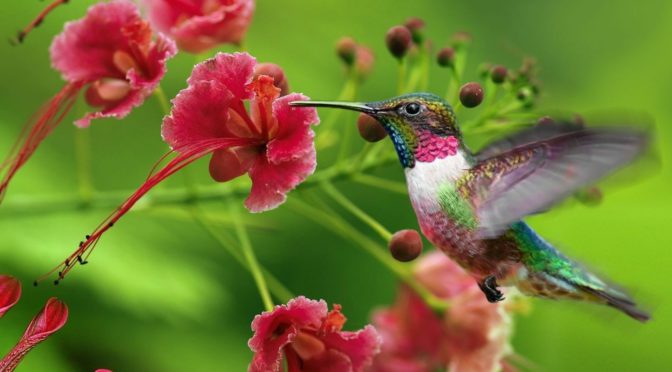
[581,285,651,323]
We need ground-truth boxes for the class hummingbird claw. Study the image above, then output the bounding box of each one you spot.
[479,275,505,303]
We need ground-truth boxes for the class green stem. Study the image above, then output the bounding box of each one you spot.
[1,152,398,218]
[153,86,170,116]
[397,58,407,94]
[228,201,274,312]
[352,174,407,194]
[74,128,94,204]
[192,207,293,303]
[321,181,392,241]
[316,71,359,150]
[290,198,448,312]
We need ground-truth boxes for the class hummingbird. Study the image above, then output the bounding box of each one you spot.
[291,93,651,322]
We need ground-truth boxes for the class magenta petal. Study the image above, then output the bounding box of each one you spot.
[267,93,320,164]
[0,298,68,371]
[143,0,255,54]
[244,148,316,213]
[75,33,177,128]
[50,0,141,83]
[162,80,235,149]
[319,325,382,372]
[0,275,21,318]
[187,52,256,101]
[248,296,327,372]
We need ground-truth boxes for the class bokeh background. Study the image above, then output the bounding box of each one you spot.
[1,0,671,370]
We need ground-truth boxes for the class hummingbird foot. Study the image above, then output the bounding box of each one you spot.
[478,275,505,303]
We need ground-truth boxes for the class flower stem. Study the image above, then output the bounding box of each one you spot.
[192,207,293,303]
[397,58,407,95]
[74,126,94,205]
[352,174,407,195]
[228,201,274,312]
[289,197,448,312]
[321,181,392,241]
[153,86,170,116]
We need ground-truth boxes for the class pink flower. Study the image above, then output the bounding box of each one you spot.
[248,296,381,372]
[51,0,177,127]
[162,52,319,212]
[142,0,255,53]
[0,297,69,371]
[0,276,21,318]
[51,52,318,282]
[369,252,514,372]
[0,0,176,203]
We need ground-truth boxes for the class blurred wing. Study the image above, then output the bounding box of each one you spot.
[462,126,649,238]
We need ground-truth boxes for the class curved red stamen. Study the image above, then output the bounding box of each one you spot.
[36,136,259,284]
[0,82,84,204]
[12,0,69,45]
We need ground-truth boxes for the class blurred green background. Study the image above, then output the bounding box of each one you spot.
[1,0,671,371]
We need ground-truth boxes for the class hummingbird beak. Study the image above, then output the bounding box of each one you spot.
[289,100,378,115]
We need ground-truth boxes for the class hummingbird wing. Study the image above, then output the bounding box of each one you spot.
[462,125,649,238]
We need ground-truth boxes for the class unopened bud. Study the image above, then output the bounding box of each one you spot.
[451,31,472,49]
[437,47,455,68]
[254,63,289,96]
[490,65,507,84]
[357,113,387,142]
[575,186,603,206]
[404,17,426,44]
[459,82,484,108]
[336,37,357,66]
[388,229,423,262]
[354,45,375,80]
[385,25,412,59]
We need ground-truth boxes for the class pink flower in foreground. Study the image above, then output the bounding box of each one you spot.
[369,252,514,372]
[142,0,255,53]
[0,0,176,203]
[0,276,21,318]
[0,297,69,371]
[49,52,318,282]
[249,296,381,372]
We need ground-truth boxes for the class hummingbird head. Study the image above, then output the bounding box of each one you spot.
[291,93,461,168]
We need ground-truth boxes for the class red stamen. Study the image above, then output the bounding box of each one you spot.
[0,82,83,203]
[230,100,261,137]
[36,137,259,284]
[11,0,70,45]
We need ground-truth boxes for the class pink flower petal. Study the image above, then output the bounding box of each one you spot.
[162,80,236,149]
[0,298,68,371]
[244,148,316,213]
[187,52,256,101]
[75,33,177,128]
[143,0,255,53]
[267,93,320,164]
[248,296,327,372]
[209,147,257,182]
[50,0,140,82]
[319,325,382,372]
[0,275,21,318]
[50,0,177,127]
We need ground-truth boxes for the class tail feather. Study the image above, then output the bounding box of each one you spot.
[581,286,651,322]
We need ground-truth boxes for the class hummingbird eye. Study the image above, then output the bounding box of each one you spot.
[403,102,421,116]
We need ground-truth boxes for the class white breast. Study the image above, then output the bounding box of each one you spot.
[404,152,470,217]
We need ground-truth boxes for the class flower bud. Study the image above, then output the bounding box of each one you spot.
[451,31,472,49]
[516,87,532,102]
[0,275,21,318]
[254,63,289,96]
[437,47,455,68]
[404,17,426,44]
[357,113,387,142]
[490,65,507,84]
[459,82,484,108]
[336,37,357,66]
[385,25,412,59]
[354,45,375,80]
[575,186,603,206]
[388,229,423,262]
[537,116,555,126]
